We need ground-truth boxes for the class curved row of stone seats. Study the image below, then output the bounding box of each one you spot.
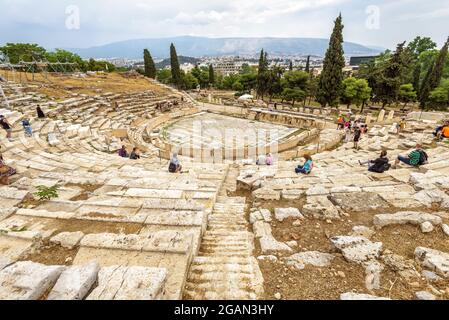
[244,123,449,218]
[1,118,230,300]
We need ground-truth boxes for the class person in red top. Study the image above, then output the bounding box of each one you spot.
[337,116,345,130]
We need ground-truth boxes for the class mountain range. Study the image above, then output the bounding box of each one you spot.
[67,36,383,59]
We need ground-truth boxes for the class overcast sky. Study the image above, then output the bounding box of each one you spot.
[1,0,448,50]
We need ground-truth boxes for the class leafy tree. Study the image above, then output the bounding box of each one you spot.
[398,83,417,108]
[372,42,406,108]
[241,63,254,74]
[282,88,306,108]
[0,43,46,64]
[282,70,309,90]
[191,64,201,80]
[156,69,172,84]
[232,81,244,92]
[266,66,283,101]
[420,37,449,108]
[240,73,257,92]
[143,49,156,78]
[183,72,199,90]
[170,43,182,88]
[341,77,372,108]
[317,14,345,107]
[305,75,319,106]
[407,36,437,92]
[407,36,437,57]
[428,79,449,110]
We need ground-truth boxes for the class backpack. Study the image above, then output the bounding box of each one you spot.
[418,150,428,165]
[168,162,177,173]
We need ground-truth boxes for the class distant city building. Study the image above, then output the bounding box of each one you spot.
[212,61,243,75]
[180,63,195,73]
[349,55,378,66]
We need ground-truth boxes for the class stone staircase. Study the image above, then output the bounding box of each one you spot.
[184,166,264,300]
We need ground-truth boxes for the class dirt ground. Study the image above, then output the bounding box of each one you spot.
[0,71,170,98]
[253,198,449,300]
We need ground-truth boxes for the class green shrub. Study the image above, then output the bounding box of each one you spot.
[34,185,59,201]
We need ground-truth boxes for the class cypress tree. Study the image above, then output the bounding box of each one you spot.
[305,55,311,73]
[257,49,269,99]
[209,64,215,86]
[170,43,182,88]
[143,49,156,79]
[376,42,406,108]
[289,60,293,71]
[420,37,449,108]
[316,14,345,107]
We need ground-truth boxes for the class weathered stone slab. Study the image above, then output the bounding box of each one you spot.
[373,212,442,229]
[0,187,30,200]
[281,189,305,200]
[125,188,183,199]
[86,266,167,300]
[0,261,64,300]
[302,196,340,220]
[16,208,76,219]
[252,187,280,201]
[142,210,204,227]
[259,235,292,254]
[0,208,17,222]
[415,247,449,278]
[285,251,335,270]
[340,292,390,300]
[253,221,272,238]
[330,192,390,212]
[0,256,12,270]
[47,261,100,300]
[142,199,203,211]
[80,231,192,254]
[50,232,85,249]
[330,236,382,265]
[274,208,303,222]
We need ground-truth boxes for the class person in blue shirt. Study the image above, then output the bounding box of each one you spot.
[22,118,33,137]
[295,154,313,174]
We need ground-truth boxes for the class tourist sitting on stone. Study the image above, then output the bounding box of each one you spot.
[129,147,141,160]
[394,144,428,168]
[36,106,45,118]
[359,150,391,173]
[21,118,33,137]
[434,121,449,140]
[118,145,128,158]
[295,154,313,174]
[0,115,13,141]
[0,152,16,185]
[169,153,182,173]
[353,127,362,150]
[438,124,449,140]
[265,153,273,166]
[256,154,266,166]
